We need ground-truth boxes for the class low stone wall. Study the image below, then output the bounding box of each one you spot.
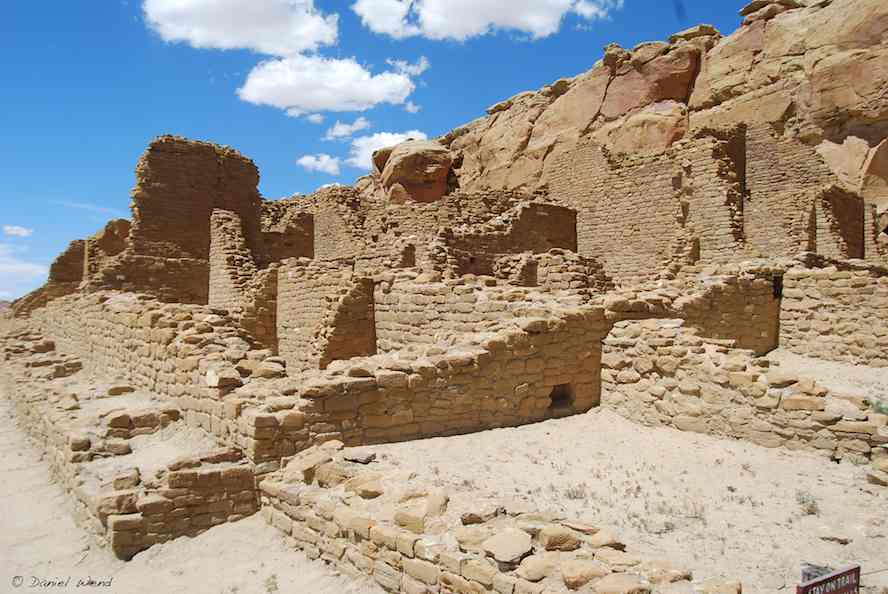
[780,261,888,367]
[0,332,260,560]
[601,319,888,468]
[227,304,610,464]
[258,441,722,594]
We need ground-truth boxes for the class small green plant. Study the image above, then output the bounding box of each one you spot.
[796,490,819,516]
[264,574,279,594]
[872,398,888,415]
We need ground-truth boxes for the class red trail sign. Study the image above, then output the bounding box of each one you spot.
[797,566,860,594]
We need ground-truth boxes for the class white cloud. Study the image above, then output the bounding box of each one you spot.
[0,244,48,300]
[238,54,415,116]
[306,113,325,124]
[346,130,428,169]
[324,117,372,140]
[3,225,34,238]
[143,0,338,56]
[352,0,419,39]
[352,0,623,41]
[386,56,430,76]
[297,154,342,175]
[405,101,421,113]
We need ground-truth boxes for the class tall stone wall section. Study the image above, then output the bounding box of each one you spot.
[780,262,888,367]
[548,132,744,286]
[277,259,377,374]
[209,209,258,311]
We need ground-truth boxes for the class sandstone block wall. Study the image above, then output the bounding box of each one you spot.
[277,259,377,374]
[677,271,781,356]
[494,249,615,295]
[257,442,703,594]
[276,307,609,450]
[130,136,263,261]
[780,262,888,367]
[548,131,744,286]
[209,209,258,311]
[602,319,887,464]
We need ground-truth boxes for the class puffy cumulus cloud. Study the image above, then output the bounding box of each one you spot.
[352,0,623,40]
[346,130,427,170]
[3,225,34,238]
[143,0,338,56]
[404,101,421,113]
[238,55,415,116]
[306,113,325,124]
[296,153,342,175]
[352,0,419,39]
[324,117,372,140]
[0,244,48,300]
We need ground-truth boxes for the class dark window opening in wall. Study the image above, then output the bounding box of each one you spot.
[772,275,783,299]
[403,245,416,267]
[548,383,576,416]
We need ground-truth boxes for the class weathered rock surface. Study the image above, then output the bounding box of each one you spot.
[379,140,452,203]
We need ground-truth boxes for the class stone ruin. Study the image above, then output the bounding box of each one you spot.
[2,1,888,593]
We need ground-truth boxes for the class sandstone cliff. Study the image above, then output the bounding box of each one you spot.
[431,0,888,208]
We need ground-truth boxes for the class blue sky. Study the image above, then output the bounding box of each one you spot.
[0,0,747,299]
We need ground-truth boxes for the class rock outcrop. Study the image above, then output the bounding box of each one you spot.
[376,139,453,203]
[418,0,888,199]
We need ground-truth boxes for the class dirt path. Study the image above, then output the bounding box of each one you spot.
[0,398,381,594]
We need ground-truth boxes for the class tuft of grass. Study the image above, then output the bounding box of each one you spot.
[264,574,279,594]
[564,483,589,500]
[796,490,820,516]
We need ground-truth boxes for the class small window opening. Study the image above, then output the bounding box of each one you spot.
[548,383,576,416]
[772,275,783,299]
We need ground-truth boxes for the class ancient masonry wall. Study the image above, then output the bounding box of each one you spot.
[780,262,888,367]
[494,250,615,295]
[865,204,888,265]
[257,442,702,594]
[277,258,377,374]
[0,334,260,561]
[439,203,578,277]
[209,209,258,311]
[744,125,866,260]
[84,220,131,283]
[601,319,888,465]
[129,136,263,261]
[678,271,781,356]
[278,308,609,449]
[29,293,253,401]
[373,272,584,353]
[548,132,744,286]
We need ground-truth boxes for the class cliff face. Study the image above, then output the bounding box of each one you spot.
[438,0,888,206]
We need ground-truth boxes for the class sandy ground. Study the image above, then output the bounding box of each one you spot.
[0,398,381,594]
[366,408,888,593]
[769,349,888,405]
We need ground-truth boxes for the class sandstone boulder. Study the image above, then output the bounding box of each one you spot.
[482,527,533,565]
[380,140,452,203]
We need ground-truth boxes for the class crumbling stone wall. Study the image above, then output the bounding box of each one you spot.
[678,271,781,356]
[373,273,574,353]
[602,319,885,464]
[130,136,263,260]
[11,239,87,317]
[84,220,130,282]
[277,258,377,374]
[548,131,744,285]
[209,209,258,311]
[780,261,888,367]
[494,250,615,295]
